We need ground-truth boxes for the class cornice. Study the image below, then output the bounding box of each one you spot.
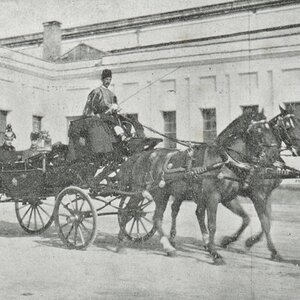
[1,22,300,81]
[0,0,298,48]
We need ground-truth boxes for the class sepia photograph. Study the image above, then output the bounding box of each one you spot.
[0,0,299,299]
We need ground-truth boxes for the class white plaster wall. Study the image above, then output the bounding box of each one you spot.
[0,67,49,149]
[1,4,300,149]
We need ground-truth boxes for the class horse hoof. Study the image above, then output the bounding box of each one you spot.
[167,250,177,257]
[213,257,225,265]
[245,239,255,249]
[220,236,233,248]
[271,253,283,262]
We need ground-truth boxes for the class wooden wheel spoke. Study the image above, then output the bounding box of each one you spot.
[75,195,80,211]
[38,205,52,219]
[79,199,85,211]
[67,198,76,211]
[19,205,32,222]
[60,219,73,229]
[74,224,78,246]
[61,202,75,215]
[121,213,134,225]
[128,218,136,236]
[139,218,149,235]
[36,206,45,227]
[139,200,152,209]
[136,218,140,236]
[65,223,75,240]
[40,202,54,207]
[142,209,155,214]
[27,206,34,228]
[58,213,72,218]
[18,203,31,210]
[141,216,153,225]
[79,222,89,233]
[78,225,86,245]
[33,207,37,230]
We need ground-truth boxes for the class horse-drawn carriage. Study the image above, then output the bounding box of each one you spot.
[1,106,300,264]
[0,114,162,248]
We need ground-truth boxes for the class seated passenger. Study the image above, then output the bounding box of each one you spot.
[1,124,16,151]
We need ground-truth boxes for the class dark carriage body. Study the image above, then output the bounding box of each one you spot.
[0,113,162,237]
[0,114,161,198]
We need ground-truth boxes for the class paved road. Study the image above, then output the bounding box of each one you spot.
[0,189,299,299]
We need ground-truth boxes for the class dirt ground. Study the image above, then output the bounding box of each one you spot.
[0,188,299,300]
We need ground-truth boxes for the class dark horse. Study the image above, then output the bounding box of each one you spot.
[118,109,280,264]
[214,106,300,250]
[169,105,300,263]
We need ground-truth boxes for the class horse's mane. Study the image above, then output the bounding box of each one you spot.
[215,113,254,147]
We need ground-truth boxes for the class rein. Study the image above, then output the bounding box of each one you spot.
[121,114,201,148]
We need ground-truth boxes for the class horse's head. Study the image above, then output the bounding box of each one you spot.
[270,105,300,155]
[245,110,280,164]
[216,108,267,148]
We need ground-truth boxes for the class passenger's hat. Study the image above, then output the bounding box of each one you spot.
[101,69,112,80]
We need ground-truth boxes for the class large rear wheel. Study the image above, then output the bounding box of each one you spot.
[118,195,156,242]
[15,196,55,234]
[54,186,97,249]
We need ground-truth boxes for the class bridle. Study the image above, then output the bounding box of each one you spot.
[272,113,300,155]
[246,119,278,148]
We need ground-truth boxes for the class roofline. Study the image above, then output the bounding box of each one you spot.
[109,23,300,55]
[0,0,298,48]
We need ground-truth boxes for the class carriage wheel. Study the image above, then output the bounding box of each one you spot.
[54,186,97,250]
[118,195,157,242]
[15,196,55,234]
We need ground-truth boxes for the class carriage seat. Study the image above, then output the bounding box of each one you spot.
[0,146,48,168]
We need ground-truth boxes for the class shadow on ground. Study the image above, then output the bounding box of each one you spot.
[1,220,299,267]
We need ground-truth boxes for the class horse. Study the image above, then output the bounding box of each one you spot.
[117,109,277,264]
[216,105,300,250]
[169,105,300,262]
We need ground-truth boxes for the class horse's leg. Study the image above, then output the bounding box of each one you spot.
[245,231,263,249]
[220,198,250,248]
[169,196,184,247]
[153,191,176,256]
[251,195,282,261]
[116,195,140,253]
[206,193,225,265]
[195,202,209,250]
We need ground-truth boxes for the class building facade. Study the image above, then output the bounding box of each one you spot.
[0,0,300,151]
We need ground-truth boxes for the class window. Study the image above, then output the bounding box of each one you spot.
[163,111,176,148]
[241,105,259,115]
[202,108,217,143]
[0,110,8,144]
[32,115,42,133]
